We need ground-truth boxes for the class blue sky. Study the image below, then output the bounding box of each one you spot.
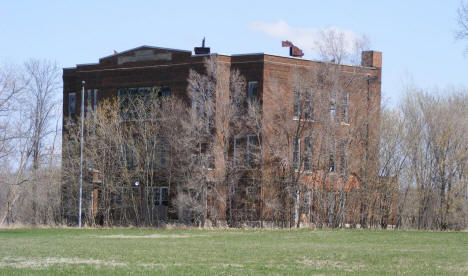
[1,0,467,105]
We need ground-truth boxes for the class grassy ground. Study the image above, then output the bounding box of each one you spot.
[0,228,467,275]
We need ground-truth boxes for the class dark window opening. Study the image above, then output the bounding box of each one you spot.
[304,137,313,171]
[68,92,76,117]
[293,137,300,169]
[329,154,335,172]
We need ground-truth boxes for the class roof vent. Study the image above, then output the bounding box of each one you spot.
[282,40,304,58]
[194,37,210,55]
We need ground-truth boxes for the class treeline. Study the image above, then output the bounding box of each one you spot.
[383,91,468,230]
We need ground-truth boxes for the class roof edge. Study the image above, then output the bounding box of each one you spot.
[99,45,192,60]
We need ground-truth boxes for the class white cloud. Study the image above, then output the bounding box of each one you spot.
[249,20,363,55]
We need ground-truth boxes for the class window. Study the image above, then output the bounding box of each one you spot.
[151,187,169,206]
[340,141,347,175]
[159,86,171,98]
[247,135,259,168]
[86,89,92,136]
[341,91,349,123]
[330,95,336,122]
[124,143,135,170]
[118,86,170,119]
[304,88,313,120]
[329,154,335,172]
[303,190,311,214]
[191,96,212,132]
[293,89,300,118]
[233,137,241,167]
[329,142,336,172]
[204,155,215,169]
[159,137,169,168]
[93,89,98,120]
[190,153,201,167]
[87,89,92,118]
[293,137,300,169]
[68,92,76,117]
[304,137,313,171]
[246,186,255,195]
[152,137,169,169]
[247,81,258,103]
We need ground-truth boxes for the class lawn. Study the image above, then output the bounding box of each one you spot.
[0,228,467,275]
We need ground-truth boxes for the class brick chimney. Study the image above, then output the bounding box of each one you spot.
[361,51,382,68]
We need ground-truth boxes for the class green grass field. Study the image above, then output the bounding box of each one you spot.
[0,228,467,275]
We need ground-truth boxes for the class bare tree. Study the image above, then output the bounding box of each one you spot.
[397,89,468,230]
[314,28,370,65]
[184,56,252,226]
[22,59,60,224]
[456,1,468,53]
[0,63,24,161]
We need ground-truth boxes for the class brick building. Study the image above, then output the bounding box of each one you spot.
[62,44,383,226]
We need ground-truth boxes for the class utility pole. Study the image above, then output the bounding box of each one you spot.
[79,80,85,228]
